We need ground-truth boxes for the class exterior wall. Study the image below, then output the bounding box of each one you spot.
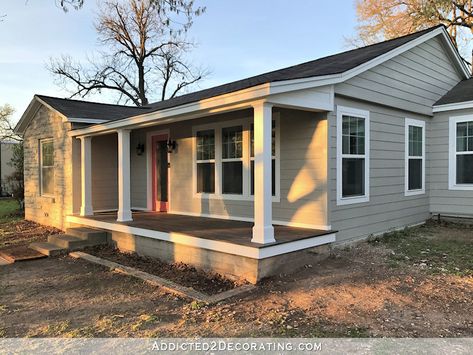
[430,108,473,216]
[328,96,432,243]
[0,142,18,195]
[130,108,329,228]
[337,36,462,116]
[23,106,73,230]
[91,134,118,211]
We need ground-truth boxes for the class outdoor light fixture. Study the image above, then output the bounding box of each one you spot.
[166,139,177,153]
[136,143,145,156]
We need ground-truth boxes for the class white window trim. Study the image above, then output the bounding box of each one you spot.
[192,115,280,202]
[405,118,426,196]
[40,138,54,197]
[336,105,370,206]
[449,115,473,190]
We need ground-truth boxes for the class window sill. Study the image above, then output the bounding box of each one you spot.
[40,195,55,203]
[448,184,473,191]
[405,189,425,196]
[336,195,369,206]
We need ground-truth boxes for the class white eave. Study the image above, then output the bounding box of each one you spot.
[433,100,473,113]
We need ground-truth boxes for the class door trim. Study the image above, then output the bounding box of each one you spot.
[146,129,171,211]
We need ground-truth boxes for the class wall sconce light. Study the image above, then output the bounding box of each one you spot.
[136,143,145,156]
[166,139,177,153]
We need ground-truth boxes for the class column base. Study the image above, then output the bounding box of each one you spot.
[251,225,275,244]
[117,210,133,222]
[80,205,94,216]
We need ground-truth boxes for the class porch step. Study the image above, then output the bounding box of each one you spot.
[65,227,108,244]
[29,242,67,257]
[47,234,100,250]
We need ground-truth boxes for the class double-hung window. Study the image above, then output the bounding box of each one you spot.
[222,126,243,194]
[449,116,473,189]
[405,118,425,195]
[250,121,276,196]
[40,139,55,196]
[196,129,215,193]
[337,106,370,205]
[194,116,279,200]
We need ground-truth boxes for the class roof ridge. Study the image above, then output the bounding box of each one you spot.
[147,25,445,107]
[35,94,150,109]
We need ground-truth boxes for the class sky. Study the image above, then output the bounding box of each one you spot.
[0,0,357,123]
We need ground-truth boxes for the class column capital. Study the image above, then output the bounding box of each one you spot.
[251,100,273,110]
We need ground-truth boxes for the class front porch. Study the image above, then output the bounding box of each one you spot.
[66,211,336,282]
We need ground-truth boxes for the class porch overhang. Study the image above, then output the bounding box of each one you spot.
[68,82,334,138]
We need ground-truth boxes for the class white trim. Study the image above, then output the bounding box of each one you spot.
[68,118,109,124]
[66,27,466,138]
[191,115,281,202]
[168,210,332,231]
[65,215,335,259]
[404,118,426,196]
[448,115,473,190]
[79,136,93,215]
[117,129,133,222]
[145,129,171,211]
[433,100,473,113]
[336,105,370,206]
[39,138,55,198]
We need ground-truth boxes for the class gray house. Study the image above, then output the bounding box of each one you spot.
[14,25,473,282]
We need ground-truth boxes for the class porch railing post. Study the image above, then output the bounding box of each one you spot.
[251,101,275,244]
[117,129,133,222]
[79,136,93,216]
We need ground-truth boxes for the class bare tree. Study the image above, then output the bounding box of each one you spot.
[49,0,207,106]
[0,105,21,142]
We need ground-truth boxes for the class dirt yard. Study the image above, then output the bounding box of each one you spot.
[1,219,472,338]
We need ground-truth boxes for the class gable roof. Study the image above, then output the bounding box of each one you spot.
[36,95,149,121]
[16,25,469,135]
[435,78,473,106]
[146,25,453,114]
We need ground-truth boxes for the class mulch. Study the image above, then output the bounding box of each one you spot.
[84,245,242,295]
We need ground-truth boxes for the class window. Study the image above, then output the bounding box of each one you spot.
[250,121,276,196]
[405,119,425,195]
[193,117,280,200]
[222,126,243,194]
[449,116,473,190]
[196,129,215,193]
[337,106,370,205]
[40,139,54,196]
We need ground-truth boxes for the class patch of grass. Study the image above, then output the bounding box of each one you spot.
[373,223,473,276]
[0,327,5,338]
[130,314,159,331]
[28,321,70,337]
[309,325,370,338]
[0,199,20,222]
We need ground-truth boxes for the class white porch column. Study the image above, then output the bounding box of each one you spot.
[80,136,93,216]
[251,102,275,244]
[117,129,133,222]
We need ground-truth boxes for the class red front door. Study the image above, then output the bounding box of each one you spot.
[152,135,169,212]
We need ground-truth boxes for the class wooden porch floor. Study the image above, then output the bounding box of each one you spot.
[84,212,334,248]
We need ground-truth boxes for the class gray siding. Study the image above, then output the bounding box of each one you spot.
[430,108,473,216]
[328,96,431,242]
[91,134,118,210]
[336,36,462,116]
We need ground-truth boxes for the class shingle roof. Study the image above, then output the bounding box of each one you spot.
[435,78,473,105]
[36,95,149,121]
[36,25,445,123]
